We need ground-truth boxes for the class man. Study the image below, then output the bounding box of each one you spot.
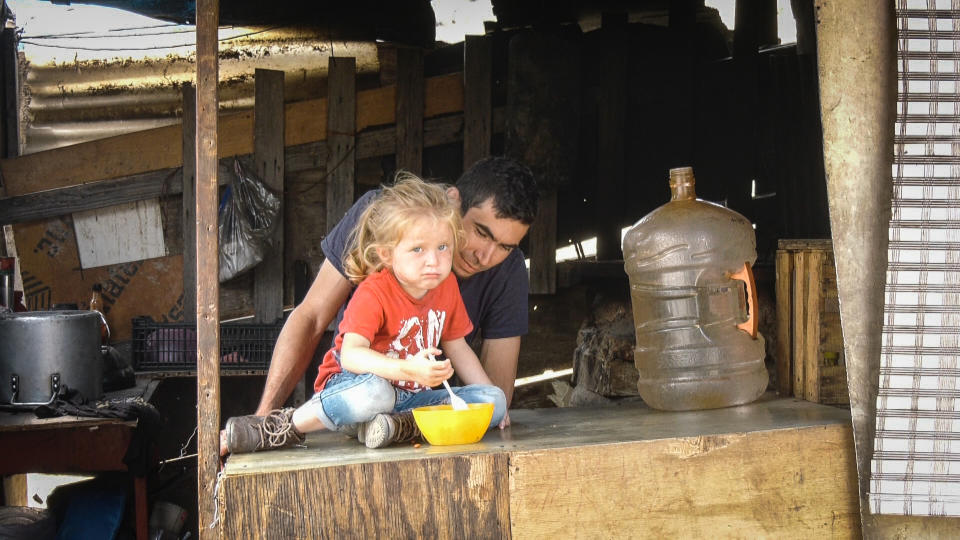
[244,156,537,443]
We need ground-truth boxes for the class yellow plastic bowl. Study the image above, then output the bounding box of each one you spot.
[412,403,494,446]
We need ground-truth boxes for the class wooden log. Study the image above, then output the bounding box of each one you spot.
[194,1,221,535]
[181,85,197,324]
[325,57,356,232]
[0,73,465,197]
[463,35,492,168]
[396,48,424,174]
[253,69,285,324]
[791,250,808,399]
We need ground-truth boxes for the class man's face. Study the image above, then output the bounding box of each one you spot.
[452,196,530,279]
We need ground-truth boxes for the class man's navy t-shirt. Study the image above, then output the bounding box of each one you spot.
[320,190,529,347]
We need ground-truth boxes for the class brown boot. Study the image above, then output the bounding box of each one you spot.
[225,408,305,454]
[359,411,421,449]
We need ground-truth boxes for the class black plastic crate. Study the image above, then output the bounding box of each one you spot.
[131,317,282,371]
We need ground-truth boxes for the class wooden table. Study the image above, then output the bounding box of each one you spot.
[0,378,160,540]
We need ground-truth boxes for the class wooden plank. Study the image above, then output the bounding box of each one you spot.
[778,238,832,251]
[221,453,510,539]
[0,108,498,226]
[792,251,808,399]
[253,69,285,324]
[509,424,860,539]
[194,1,220,536]
[803,251,825,403]
[0,73,465,197]
[325,57,356,232]
[181,85,197,324]
[2,474,26,506]
[396,48,424,174]
[463,35,492,168]
[529,188,557,294]
[595,16,626,261]
[775,249,793,396]
[2,27,18,159]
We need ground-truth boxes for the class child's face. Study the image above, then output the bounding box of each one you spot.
[385,216,455,299]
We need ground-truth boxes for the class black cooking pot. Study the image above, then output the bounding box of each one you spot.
[0,310,103,406]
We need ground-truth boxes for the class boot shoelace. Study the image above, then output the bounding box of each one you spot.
[394,413,420,442]
[261,409,304,448]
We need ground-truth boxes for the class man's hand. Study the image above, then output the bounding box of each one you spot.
[220,429,229,457]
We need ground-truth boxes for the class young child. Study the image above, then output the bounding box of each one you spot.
[225,174,507,453]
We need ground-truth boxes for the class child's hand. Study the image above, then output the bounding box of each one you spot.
[405,347,453,387]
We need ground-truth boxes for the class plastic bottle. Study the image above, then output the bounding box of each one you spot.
[621,166,767,411]
[89,283,110,344]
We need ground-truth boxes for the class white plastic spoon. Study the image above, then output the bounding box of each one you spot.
[431,354,469,410]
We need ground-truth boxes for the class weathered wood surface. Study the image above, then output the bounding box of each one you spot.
[0,111,502,226]
[222,398,857,538]
[396,48,424,174]
[194,1,221,536]
[181,85,197,324]
[775,249,792,395]
[528,188,557,294]
[0,72,465,197]
[325,57,357,233]
[463,35,492,168]
[222,453,510,539]
[253,69,285,324]
[509,424,858,539]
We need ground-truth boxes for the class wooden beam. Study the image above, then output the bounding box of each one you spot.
[194,0,220,536]
[0,72,465,197]
[775,249,792,395]
[181,85,197,324]
[253,69,285,324]
[595,13,627,261]
[325,57,356,232]
[396,48,424,174]
[529,189,557,294]
[2,27,18,160]
[463,35,492,168]
[0,110,507,226]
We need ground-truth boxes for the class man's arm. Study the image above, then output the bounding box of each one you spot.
[478,336,521,422]
[255,260,352,415]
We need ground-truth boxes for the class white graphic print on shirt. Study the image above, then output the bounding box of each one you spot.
[387,308,446,391]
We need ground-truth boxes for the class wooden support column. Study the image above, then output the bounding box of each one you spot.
[194,0,220,537]
[326,57,356,232]
[505,28,581,294]
[595,13,627,261]
[396,48,424,174]
[463,35,492,168]
[181,85,197,324]
[253,69,285,324]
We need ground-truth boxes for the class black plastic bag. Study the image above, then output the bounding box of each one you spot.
[218,159,281,282]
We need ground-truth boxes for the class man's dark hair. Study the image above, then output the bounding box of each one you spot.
[455,156,539,225]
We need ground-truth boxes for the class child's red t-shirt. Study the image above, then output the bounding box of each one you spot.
[313,268,473,393]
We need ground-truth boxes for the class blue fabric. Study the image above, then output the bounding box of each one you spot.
[306,370,507,430]
[55,487,126,540]
[320,189,529,346]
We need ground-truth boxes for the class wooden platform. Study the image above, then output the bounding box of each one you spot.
[220,396,860,539]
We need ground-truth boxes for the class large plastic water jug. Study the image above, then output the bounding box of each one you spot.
[621,166,767,411]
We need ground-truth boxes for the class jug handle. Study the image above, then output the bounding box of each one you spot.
[730,262,758,338]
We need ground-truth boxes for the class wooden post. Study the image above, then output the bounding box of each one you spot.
[396,48,424,174]
[463,35,492,168]
[529,189,557,294]
[1,27,18,160]
[181,85,197,324]
[775,249,792,395]
[325,57,356,232]
[253,69,285,324]
[595,13,627,261]
[194,0,220,537]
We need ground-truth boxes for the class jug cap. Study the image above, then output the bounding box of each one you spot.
[668,167,696,201]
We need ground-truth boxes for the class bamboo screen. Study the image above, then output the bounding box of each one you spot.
[870,0,960,517]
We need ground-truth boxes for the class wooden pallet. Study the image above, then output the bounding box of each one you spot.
[775,239,848,405]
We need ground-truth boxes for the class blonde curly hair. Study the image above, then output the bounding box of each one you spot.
[342,172,463,285]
